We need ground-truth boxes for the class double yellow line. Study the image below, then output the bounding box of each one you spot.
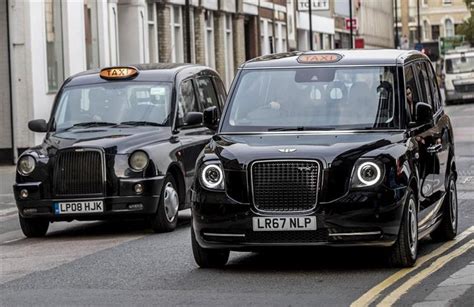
[351,226,474,307]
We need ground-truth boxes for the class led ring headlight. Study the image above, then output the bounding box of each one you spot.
[17,155,36,176]
[201,164,224,189]
[357,161,381,186]
[129,151,149,171]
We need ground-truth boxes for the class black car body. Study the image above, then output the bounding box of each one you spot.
[14,64,226,237]
[191,50,458,268]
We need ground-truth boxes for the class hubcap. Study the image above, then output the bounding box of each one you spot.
[408,198,418,257]
[450,180,457,230]
[163,182,179,223]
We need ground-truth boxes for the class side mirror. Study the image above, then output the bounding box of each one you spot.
[415,102,433,125]
[203,106,219,131]
[28,119,48,133]
[183,112,203,127]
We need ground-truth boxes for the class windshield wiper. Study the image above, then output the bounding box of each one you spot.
[118,121,164,127]
[64,121,118,129]
[268,126,335,131]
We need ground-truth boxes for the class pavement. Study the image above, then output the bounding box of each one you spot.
[0,104,473,306]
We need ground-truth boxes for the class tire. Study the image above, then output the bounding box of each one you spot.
[389,189,418,267]
[149,174,180,233]
[19,214,49,238]
[191,227,229,268]
[431,175,458,241]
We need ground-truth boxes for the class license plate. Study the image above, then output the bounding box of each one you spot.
[252,217,316,231]
[54,200,104,215]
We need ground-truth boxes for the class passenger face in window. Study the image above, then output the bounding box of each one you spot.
[406,86,414,118]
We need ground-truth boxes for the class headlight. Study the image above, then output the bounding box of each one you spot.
[352,160,384,188]
[18,155,36,176]
[199,163,225,190]
[129,151,149,171]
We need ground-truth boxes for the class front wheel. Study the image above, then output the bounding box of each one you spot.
[389,190,418,267]
[431,175,458,241]
[19,215,49,238]
[191,227,229,268]
[149,175,180,233]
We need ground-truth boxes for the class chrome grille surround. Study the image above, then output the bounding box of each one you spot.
[250,160,321,213]
[53,148,106,197]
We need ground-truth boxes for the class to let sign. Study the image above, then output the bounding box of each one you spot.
[345,18,358,31]
[298,0,329,11]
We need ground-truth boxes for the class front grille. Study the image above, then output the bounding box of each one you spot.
[454,83,474,93]
[251,160,320,212]
[53,149,104,196]
[247,229,328,243]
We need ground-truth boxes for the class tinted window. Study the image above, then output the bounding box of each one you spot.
[196,77,220,110]
[414,62,430,104]
[177,79,199,120]
[404,65,419,121]
[425,61,441,112]
[213,77,227,110]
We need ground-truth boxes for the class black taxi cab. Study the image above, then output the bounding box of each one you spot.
[14,64,226,237]
[191,50,458,268]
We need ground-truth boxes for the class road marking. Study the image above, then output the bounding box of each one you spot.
[0,207,18,217]
[377,239,473,306]
[350,226,474,307]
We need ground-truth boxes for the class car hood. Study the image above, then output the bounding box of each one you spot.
[43,127,171,155]
[212,131,405,168]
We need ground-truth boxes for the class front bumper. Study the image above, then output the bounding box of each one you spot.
[192,187,408,249]
[14,176,164,221]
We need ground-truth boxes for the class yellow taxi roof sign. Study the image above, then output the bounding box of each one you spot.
[297,53,342,64]
[99,66,139,80]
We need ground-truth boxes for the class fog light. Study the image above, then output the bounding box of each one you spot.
[134,183,144,194]
[128,203,143,210]
[20,189,29,199]
[23,208,37,214]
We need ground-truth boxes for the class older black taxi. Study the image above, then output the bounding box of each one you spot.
[191,50,458,268]
[14,64,226,237]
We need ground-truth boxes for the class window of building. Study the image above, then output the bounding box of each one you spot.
[170,5,184,63]
[147,2,159,63]
[281,25,287,53]
[432,25,440,40]
[108,5,119,65]
[423,20,430,41]
[204,11,215,68]
[442,0,452,5]
[45,0,64,92]
[422,0,428,6]
[84,0,100,69]
[444,19,454,37]
[275,22,287,53]
[260,19,274,55]
[224,14,234,87]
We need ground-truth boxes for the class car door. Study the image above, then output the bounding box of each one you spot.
[175,78,211,201]
[404,64,434,220]
[425,61,450,199]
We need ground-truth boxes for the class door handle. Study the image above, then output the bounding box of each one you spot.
[427,143,442,153]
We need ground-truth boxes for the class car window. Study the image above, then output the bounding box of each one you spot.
[212,77,227,110]
[177,79,199,120]
[404,65,419,122]
[425,61,441,112]
[413,62,430,105]
[196,77,220,111]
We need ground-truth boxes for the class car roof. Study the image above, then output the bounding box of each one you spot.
[64,63,211,87]
[241,49,429,69]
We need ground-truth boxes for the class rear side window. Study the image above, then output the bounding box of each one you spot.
[213,77,227,110]
[414,62,431,105]
[404,65,419,121]
[177,79,199,120]
[196,77,220,111]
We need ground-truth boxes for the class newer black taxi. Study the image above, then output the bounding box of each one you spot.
[191,50,458,268]
[14,64,226,237]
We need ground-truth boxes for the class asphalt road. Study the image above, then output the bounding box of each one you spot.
[0,104,473,306]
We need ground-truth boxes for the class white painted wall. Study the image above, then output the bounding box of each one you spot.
[117,0,147,65]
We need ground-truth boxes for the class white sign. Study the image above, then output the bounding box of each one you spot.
[298,0,329,11]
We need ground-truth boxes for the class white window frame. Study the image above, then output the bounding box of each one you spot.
[147,2,159,63]
[204,11,215,68]
[444,18,454,37]
[224,14,234,88]
[170,5,184,63]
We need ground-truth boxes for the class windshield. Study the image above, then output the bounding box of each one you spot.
[445,55,474,74]
[221,66,398,132]
[53,82,172,131]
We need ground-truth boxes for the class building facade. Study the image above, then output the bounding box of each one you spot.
[395,0,470,49]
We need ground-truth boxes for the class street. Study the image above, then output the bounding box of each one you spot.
[0,103,473,306]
